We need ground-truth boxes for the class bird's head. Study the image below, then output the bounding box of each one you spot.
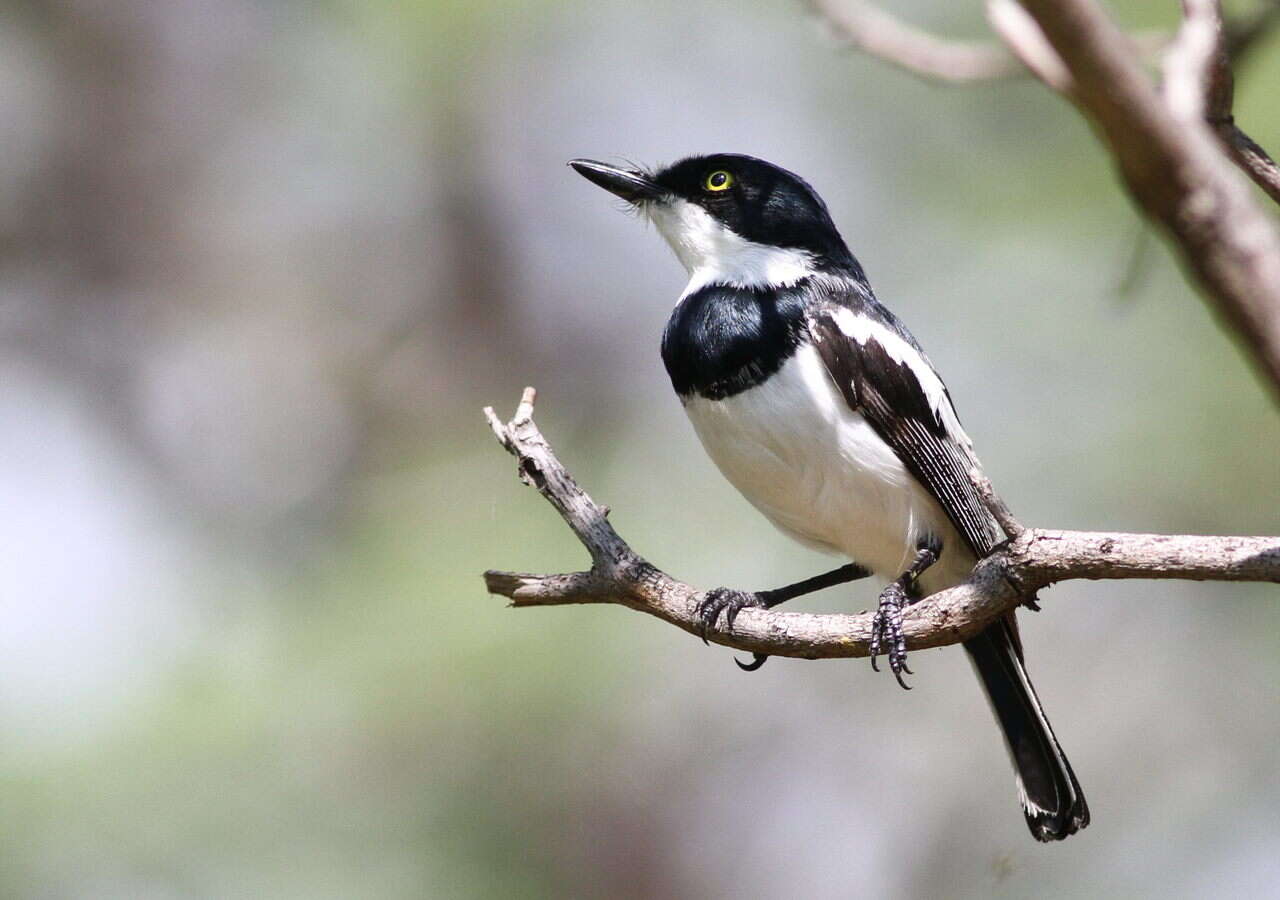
[569,154,859,290]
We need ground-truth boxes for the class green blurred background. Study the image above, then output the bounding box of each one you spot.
[1,0,1278,896]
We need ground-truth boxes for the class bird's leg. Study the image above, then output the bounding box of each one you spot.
[697,563,871,636]
[869,537,941,690]
[697,563,871,671]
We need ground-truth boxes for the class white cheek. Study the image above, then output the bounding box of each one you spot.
[646,199,815,295]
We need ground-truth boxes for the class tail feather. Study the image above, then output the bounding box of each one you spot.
[964,618,1089,842]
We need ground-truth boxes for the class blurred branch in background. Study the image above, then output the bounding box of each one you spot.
[1224,0,1280,59]
[812,0,1280,399]
[810,0,1031,82]
[808,0,1167,85]
[482,391,1280,660]
[1012,0,1280,397]
[1200,3,1280,206]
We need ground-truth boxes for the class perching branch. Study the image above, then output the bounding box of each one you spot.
[483,391,1280,661]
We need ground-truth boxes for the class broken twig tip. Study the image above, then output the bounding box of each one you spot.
[513,386,538,424]
[483,406,512,449]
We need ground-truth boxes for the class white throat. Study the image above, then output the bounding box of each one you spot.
[646,198,816,297]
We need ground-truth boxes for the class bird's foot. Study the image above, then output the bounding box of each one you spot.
[869,581,912,690]
[695,587,773,672]
[695,587,767,642]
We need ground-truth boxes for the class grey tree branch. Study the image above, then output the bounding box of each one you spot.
[995,0,1280,399]
[986,0,1074,92]
[1193,0,1280,208]
[987,0,1280,210]
[1162,0,1223,122]
[1222,127,1280,207]
[483,391,1280,661]
[809,0,1028,83]
[812,1,1280,212]
[808,0,1165,85]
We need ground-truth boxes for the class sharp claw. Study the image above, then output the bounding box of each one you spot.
[869,581,916,685]
[695,590,773,672]
[889,640,912,688]
[696,588,763,643]
[725,605,741,631]
[695,596,718,645]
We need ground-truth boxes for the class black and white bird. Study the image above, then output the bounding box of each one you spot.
[569,153,1089,842]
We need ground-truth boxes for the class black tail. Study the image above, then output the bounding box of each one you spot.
[964,619,1089,842]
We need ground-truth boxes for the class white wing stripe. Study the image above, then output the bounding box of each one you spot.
[828,305,972,449]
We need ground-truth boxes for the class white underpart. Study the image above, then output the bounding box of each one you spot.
[682,344,975,592]
[646,198,816,296]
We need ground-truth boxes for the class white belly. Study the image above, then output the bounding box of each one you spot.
[682,344,974,592]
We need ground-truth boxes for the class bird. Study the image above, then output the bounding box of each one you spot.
[568,153,1089,842]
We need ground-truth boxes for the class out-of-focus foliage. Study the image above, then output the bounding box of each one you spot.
[1,0,1277,896]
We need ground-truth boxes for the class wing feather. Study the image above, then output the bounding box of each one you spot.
[809,309,1003,558]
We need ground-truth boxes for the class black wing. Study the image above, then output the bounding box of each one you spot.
[808,307,1003,559]
[810,297,1089,840]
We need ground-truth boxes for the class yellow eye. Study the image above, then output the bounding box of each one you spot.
[704,170,733,192]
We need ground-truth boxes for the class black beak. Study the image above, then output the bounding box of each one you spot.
[568,159,664,203]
